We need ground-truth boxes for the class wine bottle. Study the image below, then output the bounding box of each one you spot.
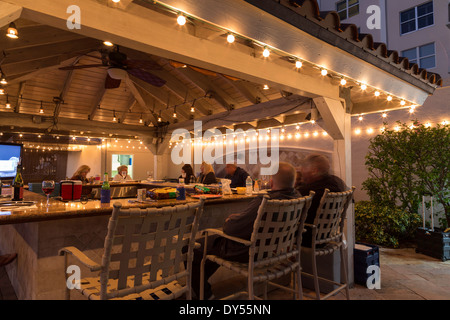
[100,172,111,204]
[13,161,24,201]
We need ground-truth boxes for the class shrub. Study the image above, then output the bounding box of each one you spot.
[355,201,421,248]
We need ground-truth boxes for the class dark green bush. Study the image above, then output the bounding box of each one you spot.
[355,201,421,248]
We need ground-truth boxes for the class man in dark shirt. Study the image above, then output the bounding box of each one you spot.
[190,162,300,299]
[296,154,347,247]
[224,164,250,188]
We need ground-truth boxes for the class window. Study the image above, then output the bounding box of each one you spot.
[336,0,359,21]
[402,43,436,69]
[400,1,434,35]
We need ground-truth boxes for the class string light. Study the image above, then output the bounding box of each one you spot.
[103,41,114,46]
[374,91,380,97]
[295,60,303,68]
[360,83,367,90]
[340,78,347,86]
[262,47,270,58]
[321,69,328,76]
[226,33,235,43]
[387,95,393,101]
[112,110,117,122]
[177,14,187,26]
[39,101,44,114]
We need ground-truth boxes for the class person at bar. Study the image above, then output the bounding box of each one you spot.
[113,165,133,181]
[189,162,300,300]
[70,165,91,184]
[198,162,216,185]
[296,153,347,247]
[224,164,250,188]
[179,164,194,184]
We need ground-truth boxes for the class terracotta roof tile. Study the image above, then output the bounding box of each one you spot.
[263,0,443,87]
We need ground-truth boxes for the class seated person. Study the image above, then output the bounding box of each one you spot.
[296,154,347,247]
[189,162,300,300]
[198,162,216,185]
[224,164,250,188]
[70,165,91,184]
[113,165,133,181]
[179,164,195,184]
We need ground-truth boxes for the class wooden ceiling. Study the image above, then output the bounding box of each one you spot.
[0,18,291,139]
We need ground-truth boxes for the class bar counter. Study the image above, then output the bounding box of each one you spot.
[0,187,257,299]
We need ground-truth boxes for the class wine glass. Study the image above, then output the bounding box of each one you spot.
[42,180,55,206]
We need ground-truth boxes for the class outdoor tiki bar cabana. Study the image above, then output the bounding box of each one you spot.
[0,0,441,300]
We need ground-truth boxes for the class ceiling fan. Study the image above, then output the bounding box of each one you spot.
[59,47,166,89]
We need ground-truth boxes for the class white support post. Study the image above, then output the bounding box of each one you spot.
[333,112,354,286]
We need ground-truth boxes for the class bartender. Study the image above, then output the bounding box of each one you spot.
[113,165,133,181]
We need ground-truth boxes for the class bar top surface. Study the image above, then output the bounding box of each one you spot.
[0,188,259,225]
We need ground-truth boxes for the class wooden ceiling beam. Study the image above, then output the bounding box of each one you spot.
[123,75,159,126]
[166,96,310,133]
[0,110,152,137]
[0,2,22,29]
[176,67,240,111]
[88,86,106,121]
[1,38,101,65]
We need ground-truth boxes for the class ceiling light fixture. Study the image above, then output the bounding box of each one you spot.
[103,41,114,46]
[295,60,303,68]
[39,101,44,114]
[262,47,270,58]
[112,110,117,122]
[321,69,328,76]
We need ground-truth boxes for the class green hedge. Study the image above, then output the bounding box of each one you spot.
[355,201,421,248]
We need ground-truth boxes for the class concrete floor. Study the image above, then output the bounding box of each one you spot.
[1,247,449,300]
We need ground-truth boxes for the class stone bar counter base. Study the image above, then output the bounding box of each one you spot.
[0,187,255,300]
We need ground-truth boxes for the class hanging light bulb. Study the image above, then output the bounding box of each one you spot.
[0,73,7,85]
[6,22,18,39]
[5,94,10,109]
[190,100,196,113]
[103,41,114,47]
[226,33,235,43]
[340,78,347,86]
[358,115,363,121]
[387,95,393,101]
[139,113,143,124]
[112,110,117,122]
[173,107,177,118]
[0,88,4,95]
[374,91,380,97]
[295,60,303,68]
[39,101,44,114]
[382,112,387,118]
[321,69,328,76]
[262,47,270,58]
[263,84,269,90]
[360,83,367,91]
[400,100,406,106]
[177,14,186,26]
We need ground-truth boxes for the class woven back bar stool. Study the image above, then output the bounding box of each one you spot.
[200,192,314,300]
[301,187,355,300]
[59,198,204,300]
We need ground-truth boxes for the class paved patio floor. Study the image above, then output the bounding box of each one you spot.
[1,247,449,300]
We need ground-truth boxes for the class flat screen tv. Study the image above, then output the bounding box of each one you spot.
[0,142,22,179]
